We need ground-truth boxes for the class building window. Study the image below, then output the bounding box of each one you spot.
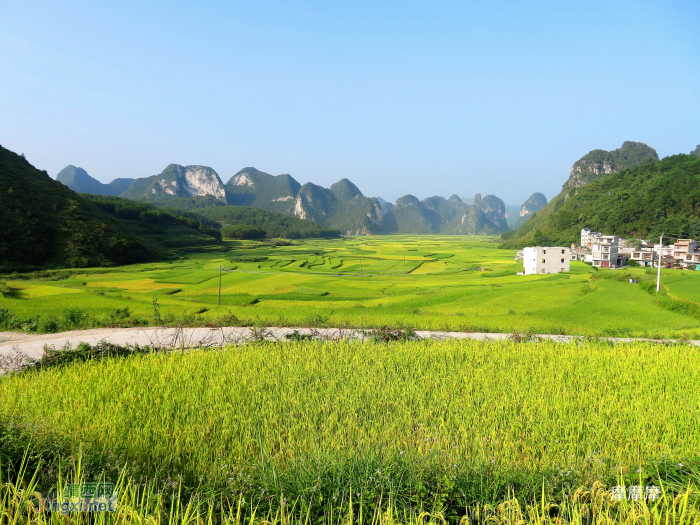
[561,249,565,254]
[560,258,564,263]
[543,250,546,254]
[542,259,546,263]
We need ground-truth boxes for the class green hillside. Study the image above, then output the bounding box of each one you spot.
[225,167,301,213]
[127,194,229,210]
[84,195,223,248]
[503,141,660,246]
[503,154,700,247]
[196,205,339,239]
[0,147,157,271]
[564,141,659,191]
[329,178,362,201]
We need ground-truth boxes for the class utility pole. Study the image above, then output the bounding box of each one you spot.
[218,266,222,305]
[656,233,664,293]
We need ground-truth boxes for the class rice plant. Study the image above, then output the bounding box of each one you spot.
[2,339,700,522]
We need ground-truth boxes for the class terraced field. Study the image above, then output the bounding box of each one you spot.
[1,235,700,338]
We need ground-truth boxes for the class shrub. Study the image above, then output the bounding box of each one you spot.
[23,340,155,372]
[366,325,419,342]
[37,316,59,333]
[61,308,89,328]
[221,226,266,240]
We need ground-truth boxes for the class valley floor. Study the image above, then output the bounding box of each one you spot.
[2,236,700,340]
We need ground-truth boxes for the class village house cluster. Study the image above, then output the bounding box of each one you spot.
[576,228,700,270]
[518,228,700,275]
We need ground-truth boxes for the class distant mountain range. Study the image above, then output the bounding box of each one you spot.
[56,163,530,235]
[57,165,134,196]
[503,141,700,247]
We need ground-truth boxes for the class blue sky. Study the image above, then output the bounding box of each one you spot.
[1,0,698,205]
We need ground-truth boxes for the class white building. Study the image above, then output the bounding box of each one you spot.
[581,228,602,248]
[652,244,674,258]
[523,247,571,275]
[591,235,621,268]
[628,248,656,267]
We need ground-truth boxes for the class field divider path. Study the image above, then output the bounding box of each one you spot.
[221,266,481,277]
[1,326,698,361]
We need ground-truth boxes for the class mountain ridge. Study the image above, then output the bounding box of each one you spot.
[503,142,697,247]
[57,165,135,196]
[56,163,511,235]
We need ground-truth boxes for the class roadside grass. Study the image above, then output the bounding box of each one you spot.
[2,339,700,523]
[0,236,699,338]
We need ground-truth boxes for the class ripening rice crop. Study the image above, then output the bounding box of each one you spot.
[2,338,699,522]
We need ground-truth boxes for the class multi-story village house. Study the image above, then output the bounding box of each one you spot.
[591,235,623,268]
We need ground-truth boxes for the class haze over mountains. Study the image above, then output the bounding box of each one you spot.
[57,164,522,236]
[54,139,700,243]
[56,165,135,197]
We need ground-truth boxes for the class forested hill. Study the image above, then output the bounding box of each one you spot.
[196,206,340,239]
[0,146,157,271]
[83,195,223,248]
[503,154,700,247]
[502,141,661,247]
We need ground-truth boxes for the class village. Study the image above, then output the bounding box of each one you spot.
[518,228,700,275]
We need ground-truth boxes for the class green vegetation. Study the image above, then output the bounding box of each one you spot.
[0,147,159,272]
[564,141,659,191]
[199,205,340,239]
[84,194,222,244]
[2,338,700,523]
[330,177,363,201]
[504,154,700,247]
[132,194,230,210]
[2,236,700,338]
[225,167,302,214]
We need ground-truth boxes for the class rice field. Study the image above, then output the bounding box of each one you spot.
[1,236,699,338]
[2,338,700,523]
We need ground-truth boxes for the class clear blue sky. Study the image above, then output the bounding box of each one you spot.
[1,0,698,205]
